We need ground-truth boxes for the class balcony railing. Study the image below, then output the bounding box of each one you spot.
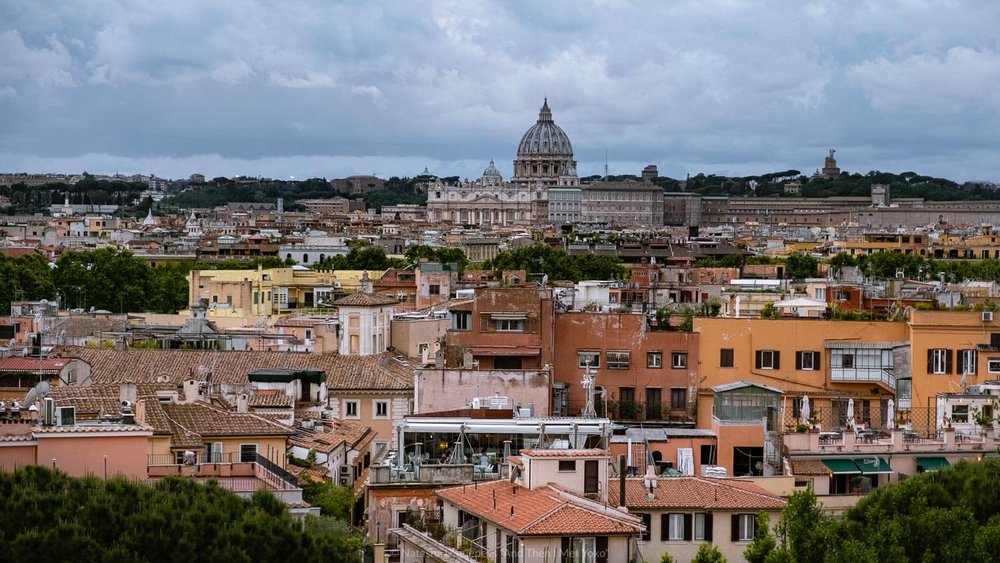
[830,367,895,389]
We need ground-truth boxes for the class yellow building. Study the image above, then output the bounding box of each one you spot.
[830,232,927,257]
[187,266,385,324]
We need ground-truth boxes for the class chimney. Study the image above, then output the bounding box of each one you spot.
[619,456,627,507]
[119,383,137,406]
[236,393,249,413]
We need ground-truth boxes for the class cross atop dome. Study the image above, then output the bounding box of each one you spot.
[538,97,553,122]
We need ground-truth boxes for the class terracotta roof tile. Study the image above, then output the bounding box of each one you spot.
[607,477,786,511]
[65,348,413,391]
[0,358,71,373]
[332,292,398,307]
[436,481,642,537]
[521,448,607,458]
[790,458,831,476]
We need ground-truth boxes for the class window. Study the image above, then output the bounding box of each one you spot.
[671,352,687,369]
[305,329,312,340]
[796,351,819,371]
[374,400,389,419]
[505,535,519,563]
[734,514,756,542]
[239,443,258,463]
[814,288,826,301]
[558,460,577,472]
[638,513,651,541]
[952,404,970,423]
[660,514,684,541]
[619,387,635,403]
[958,349,978,375]
[694,513,711,541]
[670,388,687,410]
[429,284,440,295]
[203,442,222,463]
[344,400,360,419]
[562,537,597,563]
[928,348,952,374]
[647,352,662,368]
[755,350,780,370]
[607,351,630,369]
[452,311,471,331]
[578,352,600,368]
[494,318,525,332]
[989,359,1000,374]
[720,348,734,368]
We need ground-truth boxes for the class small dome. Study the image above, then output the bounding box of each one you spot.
[481,159,503,183]
[517,98,573,157]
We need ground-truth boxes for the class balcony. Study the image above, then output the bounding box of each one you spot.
[370,463,475,485]
[147,452,300,494]
[783,425,999,457]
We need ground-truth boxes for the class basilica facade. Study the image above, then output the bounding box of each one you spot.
[426,99,578,226]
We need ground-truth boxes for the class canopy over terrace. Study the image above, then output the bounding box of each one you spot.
[393,412,613,468]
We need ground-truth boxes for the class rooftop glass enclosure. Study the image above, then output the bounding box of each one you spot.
[390,416,613,468]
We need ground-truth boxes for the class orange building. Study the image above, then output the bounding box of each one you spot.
[553,312,697,420]
[693,317,909,476]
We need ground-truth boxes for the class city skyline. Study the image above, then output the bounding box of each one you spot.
[3,1,1000,182]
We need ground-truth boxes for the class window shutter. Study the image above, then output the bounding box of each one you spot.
[813,351,821,368]
[957,350,965,375]
[481,314,490,332]
[795,352,802,370]
[755,350,763,369]
[684,514,693,541]
[927,349,934,374]
[945,350,953,374]
[595,536,608,563]
[704,513,713,542]
[731,515,740,542]
[660,514,669,541]
[560,537,570,563]
[773,351,780,370]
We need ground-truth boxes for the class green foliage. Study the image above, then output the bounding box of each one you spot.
[301,480,356,521]
[659,553,676,563]
[766,462,1000,562]
[744,513,777,563]
[480,244,629,282]
[0,466,362,562]
[760,303,780,319]
[785,253,819,279]
[316,246,408,271]
[692,542,727,563]
[404,245,469,272]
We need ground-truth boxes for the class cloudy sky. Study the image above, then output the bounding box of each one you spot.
[2,0,1000,182]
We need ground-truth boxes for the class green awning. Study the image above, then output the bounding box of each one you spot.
[822,459,861,474]
[916,457,950,472]
[855,457,893,474]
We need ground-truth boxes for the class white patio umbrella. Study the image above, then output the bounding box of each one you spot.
[846,398,855,429]
[886,399,895,430]
[800,395,810,425]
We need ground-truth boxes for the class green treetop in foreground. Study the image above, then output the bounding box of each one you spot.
[744,458,1000,563]
[0,466,362,562]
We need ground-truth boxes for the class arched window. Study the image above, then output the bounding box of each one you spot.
[303,254,309,263]
[319,254,325,262]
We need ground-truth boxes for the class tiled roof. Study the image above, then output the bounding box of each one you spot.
[332,292,398,307]
[292,420,371,453]
[0,432,34,442]
[437,481,642,536]
[790,458,831,476]
[160,402,292,445]
[52,316,127,339]
[66,348,414,391]
[0,358,71,373]
[521,448,607,458]
[248,394,294,408]
[607,477,786,511]
[49,383,171,416]
[32,423,152,434]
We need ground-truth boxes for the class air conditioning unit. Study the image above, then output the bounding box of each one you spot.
[983,311,994,322]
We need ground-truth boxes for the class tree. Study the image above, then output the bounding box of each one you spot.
[744,513,778,563]
[0,466,363,562]
[774,490,828,563]
[785,253,818,279]
[302,480,355,521]
[692,542,727,563]
[760,303,780,319]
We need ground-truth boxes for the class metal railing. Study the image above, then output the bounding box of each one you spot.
[781,405,941,439]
